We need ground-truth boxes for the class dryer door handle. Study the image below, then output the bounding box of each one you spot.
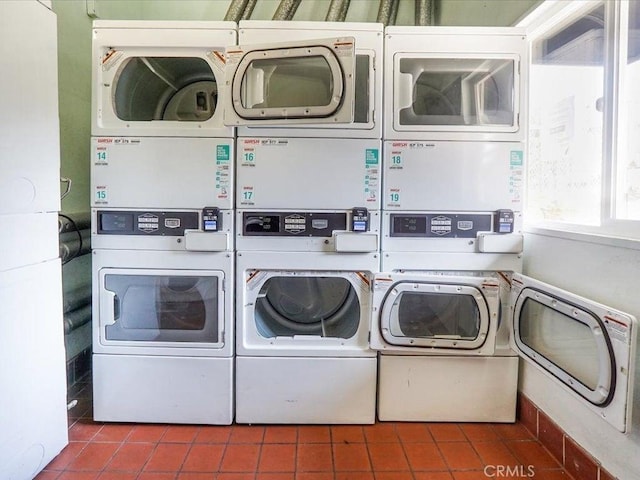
[100,290,117,327]
[397,72,414,110]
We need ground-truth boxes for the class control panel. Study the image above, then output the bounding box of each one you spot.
[390,212,504,238]
[97,210,199,236]
[243,211,353,237]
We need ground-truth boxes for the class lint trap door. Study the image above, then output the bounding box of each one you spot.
[224,37,356,126]
[510,273,637,432]
[371,272,500,356]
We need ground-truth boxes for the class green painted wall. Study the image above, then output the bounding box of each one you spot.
[92,0,541,26]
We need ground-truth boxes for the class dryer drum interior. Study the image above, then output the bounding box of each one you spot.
[398,57,515,126]
[103,274,219,342]
[113,56,218,121]
[255,276,360,339]
[392,291,481,340]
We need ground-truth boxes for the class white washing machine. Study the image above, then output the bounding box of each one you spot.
[235,247,378,424]
[92,211,234,424]
[375,27,529,422]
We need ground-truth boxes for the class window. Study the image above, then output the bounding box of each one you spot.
[525,1,640,240]
[616,0,640,221]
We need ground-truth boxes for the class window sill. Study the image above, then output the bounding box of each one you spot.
[524,225,640,251]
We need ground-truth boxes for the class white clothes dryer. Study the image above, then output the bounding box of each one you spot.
[90,21,235,214]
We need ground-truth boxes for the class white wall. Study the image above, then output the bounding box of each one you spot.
[523,231,640,479]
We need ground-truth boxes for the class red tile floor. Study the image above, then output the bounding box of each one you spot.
[37,375,576,480]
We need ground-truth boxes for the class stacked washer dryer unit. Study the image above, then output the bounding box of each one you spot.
[373,27,528,422]
[225,21,383,424]
[90,21,236,424]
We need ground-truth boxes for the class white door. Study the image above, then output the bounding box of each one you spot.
[371,272,501,356]
[224,37,356,126]
[95,268,226,356]
[510,273,637,432]
[235,21,382,138]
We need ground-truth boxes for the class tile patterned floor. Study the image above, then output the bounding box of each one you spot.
[36,376,576,480]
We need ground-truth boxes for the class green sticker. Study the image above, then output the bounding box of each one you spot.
[216,144,230,161]
[365,149,379,165]
[510,150,523,166]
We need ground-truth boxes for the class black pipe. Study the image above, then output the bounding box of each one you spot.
[63,304,92,335]
[224,0,249,22]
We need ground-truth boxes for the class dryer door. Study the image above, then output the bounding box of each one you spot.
[371,272,500,356]
[224,37,355,126]
[97,268,226,354]
[392,54,520,134]
[510,273,637,432]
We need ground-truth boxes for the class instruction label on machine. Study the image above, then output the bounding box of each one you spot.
[605,316,630,344]
[94,137,141,166]
[240,138,289,167]
[240,186,255,206]
[364,148,379,204]
[509,150,524,207]
[94,185,108,205]
[216,144,231,200]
